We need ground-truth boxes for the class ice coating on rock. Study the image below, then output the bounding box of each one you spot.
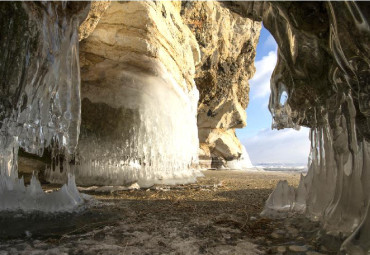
[1,2,85,156]
[269,80,300,130]
[45,64,201,188]
[0,173,83,212]
[226,145,254,170]
[341,201,370,255]
[261,180,295,218]
[0,2,88,212]
[235,1,370,251]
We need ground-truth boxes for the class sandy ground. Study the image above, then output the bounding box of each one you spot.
[0,170,342,254]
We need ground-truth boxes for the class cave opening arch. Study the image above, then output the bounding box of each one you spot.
[236,24,310,171]
[223,2,370,253]
[0,1,369,253]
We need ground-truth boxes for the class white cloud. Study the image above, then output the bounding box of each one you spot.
[242,127,311,164]
[250,51,277,99]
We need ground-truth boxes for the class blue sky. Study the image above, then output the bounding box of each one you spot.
[236,26,310,164]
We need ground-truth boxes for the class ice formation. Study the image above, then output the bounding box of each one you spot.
[45,63,201,188]
[258,2,370,253]
[226,145,254,170]
[0,2,88,211]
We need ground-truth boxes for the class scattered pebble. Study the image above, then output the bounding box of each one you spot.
[289,245,308,252]
[297,236,305,241]
[276,246,286,253]
[271,232,281,239]
[25,231,32,238]
[254,236,265,243]
[287,226,299,237]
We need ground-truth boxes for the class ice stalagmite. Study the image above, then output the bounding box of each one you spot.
[0,2,89,212]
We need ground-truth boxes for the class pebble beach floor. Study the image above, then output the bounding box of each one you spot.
[0,170,343,254]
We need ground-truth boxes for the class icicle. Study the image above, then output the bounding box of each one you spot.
[260,180,296,218]
[45,66,201,188]
[340,200,370,255]
[0,2,89,212]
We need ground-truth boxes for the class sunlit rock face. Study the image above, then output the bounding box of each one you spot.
[0,2,89,211]
[224,1,370,252]
[78,1,111,41]
[181,1,260,169]
[45,1,201,187]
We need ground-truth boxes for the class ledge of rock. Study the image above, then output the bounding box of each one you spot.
[181,1,260,168]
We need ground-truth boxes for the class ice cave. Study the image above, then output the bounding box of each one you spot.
[0,1,369,254]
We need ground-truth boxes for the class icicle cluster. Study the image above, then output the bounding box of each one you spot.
[262,2,370,253]
[45,65,201,188]
[0,2,88,212]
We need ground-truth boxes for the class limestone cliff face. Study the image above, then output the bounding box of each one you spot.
[80,1,200,94]
[71,1,201,186]
[78,1,111,41]
[16,1,260,175]
[181,2,260,168]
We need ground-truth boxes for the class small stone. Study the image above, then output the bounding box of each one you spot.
[276,246,286,253]
[271,232,281,239]
[254,236,265,243]
[289,245,308,252]
[287,226,299,237]
[25,231,32,238]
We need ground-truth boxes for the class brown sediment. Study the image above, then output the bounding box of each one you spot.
[1,170,343,254]
[93,170,301,216]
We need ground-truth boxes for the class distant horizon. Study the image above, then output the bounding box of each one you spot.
[253,162,308,165]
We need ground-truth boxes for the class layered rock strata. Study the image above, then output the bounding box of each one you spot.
[45,1,201,187]
[17,1,259,173]
[181,2,260,169]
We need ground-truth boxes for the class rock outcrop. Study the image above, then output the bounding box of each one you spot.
[16,1,259,173]
[47,1,202,186]
[78,1,111,41]
[181,2,260,168]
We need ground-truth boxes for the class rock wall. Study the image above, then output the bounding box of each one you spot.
[45,1,202,186]
[17,1,259,174]
[78,1,111,41]
[181,1,260,168]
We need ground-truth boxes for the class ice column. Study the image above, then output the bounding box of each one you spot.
[0,2,88,211]
[262,2,370,251]
[46,65,201,188]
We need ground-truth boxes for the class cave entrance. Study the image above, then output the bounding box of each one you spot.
[236,25,310,172]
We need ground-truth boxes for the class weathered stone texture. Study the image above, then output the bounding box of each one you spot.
[181,1,261,167]
[79,1,111,41]
[80,1,200,94]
